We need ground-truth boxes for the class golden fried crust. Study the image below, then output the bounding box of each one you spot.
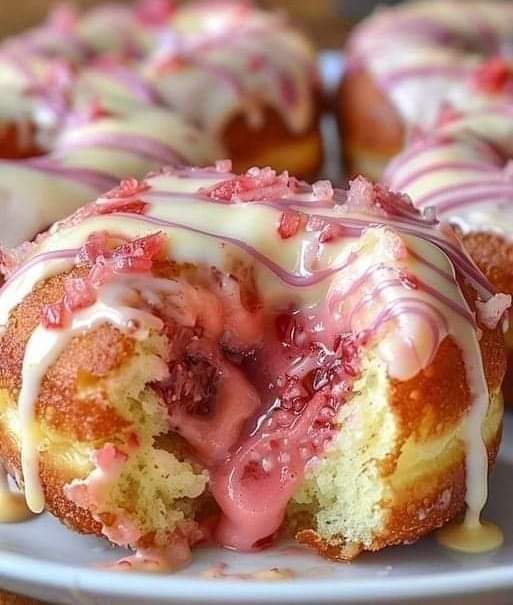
[223,104,323,180]
[295,528,363,561]
[0,426,103,537]
[374,428,501,553]
[462,232,513,297]
[296,427,499,561]
[338,67,404,179]
[460,231,513,403]
[0,122,43,160]
[391,329,505,443]
[390,338,471,443]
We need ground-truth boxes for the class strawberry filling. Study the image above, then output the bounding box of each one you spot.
[210,309,361,551]
[147,271,362,551]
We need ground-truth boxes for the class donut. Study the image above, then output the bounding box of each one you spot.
[0,1,321,245]
[340,0,513,180]
[0,162,506,568]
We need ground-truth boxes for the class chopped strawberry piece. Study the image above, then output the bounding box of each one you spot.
[319,222,346,243]
[99,200,148,215]
[312,180,334,202]
[156,355,219,417]
[42,301,70,329]
[112,232,166,263]
[42,232,165,330]
[112,256,154,274]
[63,277,97,312]
[85,99,115,122]
[473,57,513,94]
[373,184,417,217]
[202,167,291,202]
[346,176,381,214]
[278,210,303,239]
[346,177,419,221]
[76,231,111,266]
[87,232,164,284]
[59,195,147,232]
[103,178,151,201]
[88,260,114,288]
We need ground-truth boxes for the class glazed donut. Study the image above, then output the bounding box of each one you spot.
[0,0,321,187]
[0,162,506,568]
[340,0,513,180]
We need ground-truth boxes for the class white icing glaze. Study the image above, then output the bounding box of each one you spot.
[145,3,316,135]
[385,107,513,237]
[0,107,223,247]
[437,519,504,553]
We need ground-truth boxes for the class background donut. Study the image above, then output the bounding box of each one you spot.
[0,0,322,247]
[340,0,513,180]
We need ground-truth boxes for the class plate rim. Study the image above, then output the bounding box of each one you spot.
[2,547,513,603]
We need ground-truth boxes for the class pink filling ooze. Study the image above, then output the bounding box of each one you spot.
[210,307,361,551]
[61,170,363,555]
[152,277,362,552]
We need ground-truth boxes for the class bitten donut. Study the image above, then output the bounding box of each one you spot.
[340,0,513,180]
[0,162,506,569]
[0,0,321,185]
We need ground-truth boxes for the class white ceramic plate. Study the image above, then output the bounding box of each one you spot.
[0,414,511,605]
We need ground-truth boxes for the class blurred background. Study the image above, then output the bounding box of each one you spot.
[0,0,400,47]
